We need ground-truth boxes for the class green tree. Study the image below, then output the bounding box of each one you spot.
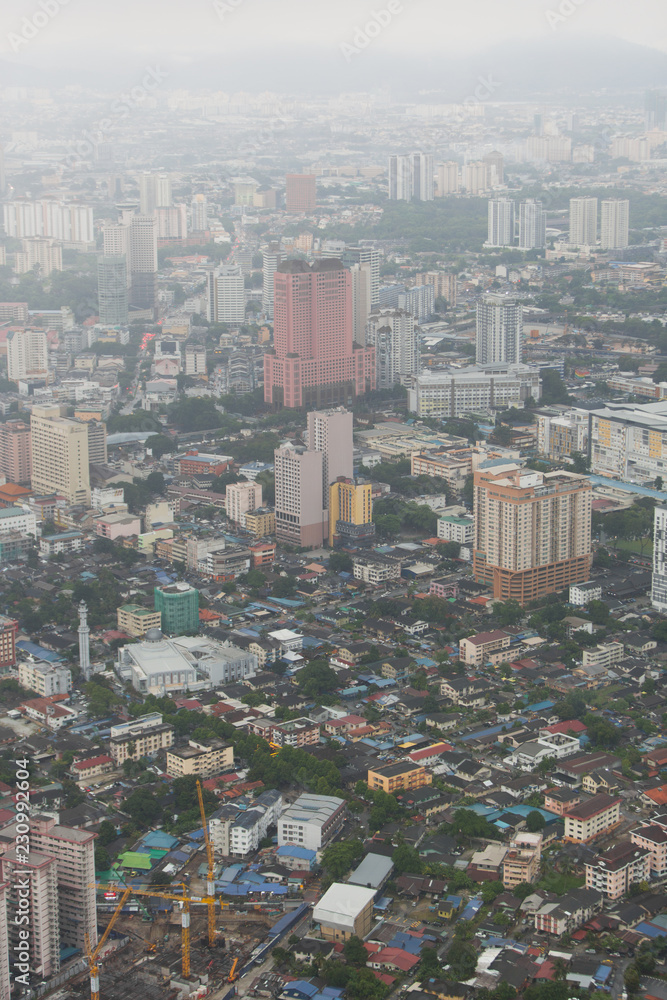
[97,820,118,845]
[494,599,523,627]
[321,840,364,880]
[526,810,546,832]
[343,936,368,967]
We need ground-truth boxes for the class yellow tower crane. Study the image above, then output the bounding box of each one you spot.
[85,887,132,1000]
[196,777,217,947]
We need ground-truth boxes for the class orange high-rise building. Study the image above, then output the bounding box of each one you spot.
[473,463,592,604]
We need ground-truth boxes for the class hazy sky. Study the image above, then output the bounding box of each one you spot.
[1,0,666,66]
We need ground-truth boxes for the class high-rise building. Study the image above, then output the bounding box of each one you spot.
[307,408,354,511]
[329,478,374,547]
[436,161,460,196]
[14,237,63,276]
[155,205,188,241]
[25,816,97,953]
[139,172,172,215]
[350,262,372,346]
[97,253,129,325]
[185,343,207,376]
[646,90,667,130]
[341,247,381,306]
[274,446,324,548]
[484,150,504,186]
[7,328,48,382]
[461,162,488,194]
[86,421,108,465]
[415,271,457,307]
[388,154,413,201]
[128,214,158,313]
[365,308,420,389]
[476,294,523,366]
[155,173,172,208]
[0,420,31,484]
[264,260,375,409]
[154,582,200,635]
[389,153,433,201]
[519,199,547,249]
[1,850,60,978]
[0,616,17,671]
[569,197,598,246]
[286,174,316,213]
[487,199,515,247]
[207,264,245,323]
[191,193,208,232]
[473,464,592,603]
[412,152,434,201]
[652,505,667,612]
[601,199,630,250]
[30,405,90,505]
[226,481,262,527]
[262,243,285,318]
[3,200,94,245]
[0,143,5,196]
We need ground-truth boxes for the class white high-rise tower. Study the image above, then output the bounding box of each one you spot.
[78,601,90,678]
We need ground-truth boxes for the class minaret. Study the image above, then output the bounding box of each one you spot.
[78,601,91,679]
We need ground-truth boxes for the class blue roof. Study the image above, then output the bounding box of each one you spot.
[594,966,612,983]
[524,700,555,712]
[460,897,483,921]
[276,846,316,860]
[16,641,63,663]
[167,850,189,863]
[283,982,318,998]
[141,831,179,850]
[635,921,667,938]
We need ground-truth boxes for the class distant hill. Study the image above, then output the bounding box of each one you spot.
[1,35,667,98]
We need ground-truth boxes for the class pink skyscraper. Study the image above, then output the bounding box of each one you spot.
[0,419,31,485]
[264,259,375,409]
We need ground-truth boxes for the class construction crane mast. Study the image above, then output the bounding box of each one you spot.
[85,887,132,1000]
[196,777,217,946]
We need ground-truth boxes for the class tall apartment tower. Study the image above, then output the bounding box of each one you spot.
[0,419,31,484]
[388,154,413,201]
[306,408,354,511]
[473,464,592,603]
[190,193,208,232]
[207,264,245,323]
[436,162,460,196]
[7,328,48,382]
[274,446,324,548]
[569,197,598,246]
[652,506,667,612]
[601,199,630,250]
[350,262,372,345]
[476,294,523,366]
[285,174,316,212]
[264,259,375,409]
[365,308,419,389]
[1,850,60,979]
[129,214,158,312]
[30,405,91,505]
[262,244,285,318]
[28,816,97,953]
[487,199,515,247]
[519,199,547,249]
[97,253,129,325]
[412,152,434,201]
[342,247,381,306]
[329,478,374,547]
[645,90,667,130]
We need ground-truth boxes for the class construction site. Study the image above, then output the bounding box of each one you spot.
[52,782,311,1000]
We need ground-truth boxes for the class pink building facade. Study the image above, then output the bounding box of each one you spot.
[264,259,375,409]
[0,420,31,484]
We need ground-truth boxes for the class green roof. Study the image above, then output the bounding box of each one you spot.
[118,851,153,870]
[120,605,159,617]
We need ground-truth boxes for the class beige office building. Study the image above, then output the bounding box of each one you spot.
[473,463,592,604]
[30,405,91,504]
[1,850,60,978]
[7,328,48,382]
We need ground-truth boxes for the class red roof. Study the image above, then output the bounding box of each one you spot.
[72,755,113,771]
[644,786,667,806]
[409,742,453,762]
[372,948,419,972]
[545,720,587,735]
